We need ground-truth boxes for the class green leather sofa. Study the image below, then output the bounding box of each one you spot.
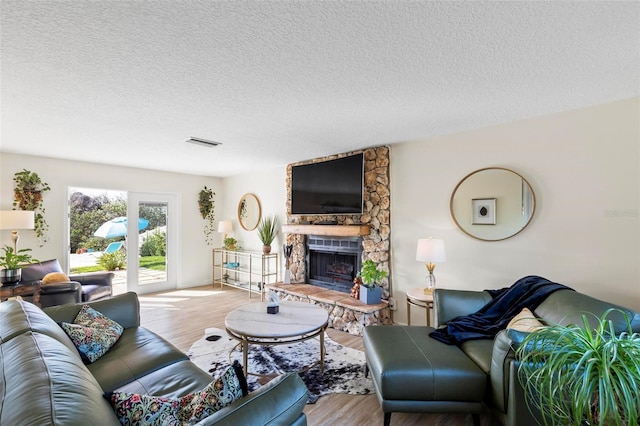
[364,287,640,426]
[0,292,308,425]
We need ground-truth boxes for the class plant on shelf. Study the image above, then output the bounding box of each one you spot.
[223,237,238,251]
[358,259,387,304]
[515,308,640,426]
[198,186,216,245]
[257,215,279,254]
[13,169,51,245]
[0,245,39,285]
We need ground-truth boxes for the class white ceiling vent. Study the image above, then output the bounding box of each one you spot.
[185,137,222,148]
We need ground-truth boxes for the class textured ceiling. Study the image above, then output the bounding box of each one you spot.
[1,1,639,177]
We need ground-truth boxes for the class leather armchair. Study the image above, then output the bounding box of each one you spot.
[20,259,114,307]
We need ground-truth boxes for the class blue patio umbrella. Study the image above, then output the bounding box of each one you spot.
[93,216,149,239]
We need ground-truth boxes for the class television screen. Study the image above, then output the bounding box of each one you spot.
[291,153,364,215]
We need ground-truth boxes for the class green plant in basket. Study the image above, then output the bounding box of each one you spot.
[515,308,640,426]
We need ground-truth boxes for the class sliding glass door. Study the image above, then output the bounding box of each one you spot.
[127,192,178,294]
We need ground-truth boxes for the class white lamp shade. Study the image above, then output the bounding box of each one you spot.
[0,210,35,230]
[416,238,446,263]
[217,220,233,234]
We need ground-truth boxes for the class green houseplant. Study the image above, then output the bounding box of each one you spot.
[515,309,640,426]
[0,246,39,285]
[13,169,51,245]
[198,186,216,245]
[358,259,387,304]
[257,215,278,254]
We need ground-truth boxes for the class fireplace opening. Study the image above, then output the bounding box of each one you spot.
[306,235,362,293]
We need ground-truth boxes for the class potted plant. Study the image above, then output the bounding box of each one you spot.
[515,308,640,426]
[223,237,238,251]
[0,246,39,285]
[257,215,278,254]
[13,169,51,244]
[198,186,216,245]
[358,259,387,304]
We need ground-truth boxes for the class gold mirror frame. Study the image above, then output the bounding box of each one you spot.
[238,193,262,231]
[450,167,536,241]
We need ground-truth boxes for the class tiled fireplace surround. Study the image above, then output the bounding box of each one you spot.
[267,146,392,336]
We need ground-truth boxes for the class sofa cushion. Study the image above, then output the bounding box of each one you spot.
[363,326,487,402]
[107,363,246,425]
[42,271,71,284]
[82,284,113,302]
[61,304,124,363]
[459,339,493,374]
[88,326,189,392]
[506,307,545,332]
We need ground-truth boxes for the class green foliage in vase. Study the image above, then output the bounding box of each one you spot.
[257,215,278,246]
[223,237,238,251]
[0,246,39,270]
[359,259,388,288]
[13,169,51,245]
[515,308,640,426]
[198,186,216,245]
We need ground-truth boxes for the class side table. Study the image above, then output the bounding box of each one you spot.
[0,282,42,308]
[406,287,434,327]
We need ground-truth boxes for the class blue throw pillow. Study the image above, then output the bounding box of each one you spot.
[61,304,124,363]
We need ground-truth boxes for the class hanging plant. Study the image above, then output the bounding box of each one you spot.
[198,186,216,245]
[13,169,51,246]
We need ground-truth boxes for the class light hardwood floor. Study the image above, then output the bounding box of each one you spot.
[138,285,497,426]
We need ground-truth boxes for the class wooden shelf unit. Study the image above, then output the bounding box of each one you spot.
[212,249,278,300]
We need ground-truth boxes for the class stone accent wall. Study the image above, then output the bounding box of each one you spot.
[285,146,391,297]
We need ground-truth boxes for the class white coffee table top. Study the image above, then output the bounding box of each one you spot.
[225,301,329,339]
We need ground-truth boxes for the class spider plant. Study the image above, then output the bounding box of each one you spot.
[515,308,640,426]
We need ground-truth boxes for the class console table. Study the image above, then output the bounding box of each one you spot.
[0,282,42,307]
[213,249,278,301]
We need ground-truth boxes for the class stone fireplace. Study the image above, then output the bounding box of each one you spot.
[306,235,362,293]
[284,146,391,297]
[276,146,392,335]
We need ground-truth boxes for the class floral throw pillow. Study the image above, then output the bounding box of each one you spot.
[106,362,247,426]
[61,304,124,363]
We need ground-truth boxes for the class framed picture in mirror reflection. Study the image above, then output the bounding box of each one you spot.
[472,198,496,225]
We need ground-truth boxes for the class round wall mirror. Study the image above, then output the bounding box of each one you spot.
[238,193,262,231]
[450,167,536,241]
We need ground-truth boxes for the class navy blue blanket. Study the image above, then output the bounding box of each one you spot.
[429,275,572,345]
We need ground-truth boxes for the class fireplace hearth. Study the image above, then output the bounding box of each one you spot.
[306,235,362,293]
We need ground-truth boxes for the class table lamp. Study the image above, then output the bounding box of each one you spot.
[415,238,446,294]
[217,220,233,243]
[0,210,35,252]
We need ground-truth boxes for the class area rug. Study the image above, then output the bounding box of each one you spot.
[187,327,373,403]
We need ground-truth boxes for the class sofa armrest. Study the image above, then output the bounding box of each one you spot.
[197,373,308,425]
[44,291,140,329]
[434,288,492,326]
[489,329,515,414]
[69,271,114,287]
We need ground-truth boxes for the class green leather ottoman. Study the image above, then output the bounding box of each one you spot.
[363,325,486,426]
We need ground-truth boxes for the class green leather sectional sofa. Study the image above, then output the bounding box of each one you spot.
[364,287,640,426]
[0,292,308,425]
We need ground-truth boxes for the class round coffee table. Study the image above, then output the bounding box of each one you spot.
[225,301,329,377]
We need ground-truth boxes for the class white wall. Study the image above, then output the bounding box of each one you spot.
[0,154,222,289]
[2,98,638,319]
[220,167,287,262]
[392,97,640,323]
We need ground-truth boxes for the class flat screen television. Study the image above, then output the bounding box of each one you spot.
[291,153,364,215]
